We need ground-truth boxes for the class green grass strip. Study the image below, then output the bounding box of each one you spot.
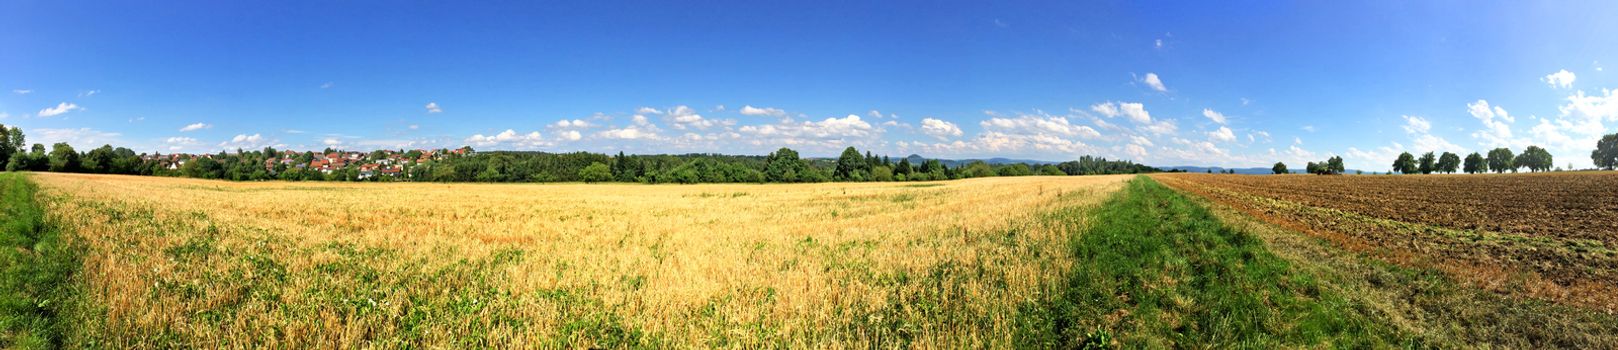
[0,173,80,349]
[1021,176,1405,348]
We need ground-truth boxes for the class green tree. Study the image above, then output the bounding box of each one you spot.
[1327,156,1345,174]
[47,143,80,172]
[1463,152,1485,174]
[959,161,995,178]
[1515,145,1553,172]
[579,162,613,182]
[1417,152,1436,174]
[870,166,894,181]
[84,145,117,173]
[895,158,914,176]
[1595,133,1618,170]
[1003,163,1034,176]
[0,124,13,167]
[181,156,223,179]
[1437,152,1460,174]
[835,147,867,181]
[764,147,804,182]
[1038,164,1065,176]
[1486,147,1515,173]
[1392,152,1417,174]
[1272,162,1288,174]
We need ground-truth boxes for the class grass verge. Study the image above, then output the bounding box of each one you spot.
[0,173,81,348]
[1019,176,1407,348]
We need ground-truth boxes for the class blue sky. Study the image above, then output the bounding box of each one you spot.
[3,1,1617,170]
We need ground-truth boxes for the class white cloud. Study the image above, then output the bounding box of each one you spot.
[466,129,545,148]
[1247,130,1271,143]
[1141,119,1177,135]
[1401,115,1431,134]
[919,118,963,139]
[1543,69,1576,89]
[734,114,881,151]
[597,115,664,140]
[1534,88,1618,167]
[1301,125,1316,132]
[560,130,582,141]
[408,124,419,130]
[1202,108,1227,124]
[1128,135,1154,147]
[739,105,787,117]
[666,105,719,130]
[1345,144,1394,166]
[320,82,334,89]
[79,90,99,97]
[980,114,1098,138]
[636,107,661,114]
[1154,39,1163,49]
[554,119,590,128]
[322,138,343,146]
[425,102,442,113]
[1090,101,1151,123]
[1141,73,1167,92]
[37,102,82,117]
[598,127,659,140]
[0,112,8,120]
[1467,99,1517,147]
[1207,126,1236,142]
[12,89,31,95]
[179,123,211,132]
[1124,143,1148,158]
[164,137,199,151]
[33,128,122,147]
[802,114,873,138]
[218,133,270,149]
[1089,103,1118,118]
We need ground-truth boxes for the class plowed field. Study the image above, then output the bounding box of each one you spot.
[1155,172,1618,312]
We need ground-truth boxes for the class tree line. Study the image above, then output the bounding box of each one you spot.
[0,124,1160,183]
[1391,146,1553,174]
[1269,156,1344,175]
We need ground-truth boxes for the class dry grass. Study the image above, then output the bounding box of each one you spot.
[30,172,1127,347]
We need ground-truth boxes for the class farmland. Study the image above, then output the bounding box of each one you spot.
[19,172,1132,347]
[8,170,1618,347]
[1155,173,1618,338]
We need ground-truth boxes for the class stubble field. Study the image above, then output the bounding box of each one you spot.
[26,172,1129,348]
[1154,172,1618,311]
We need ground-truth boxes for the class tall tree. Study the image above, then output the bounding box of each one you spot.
[1463,152,1486,174]
[1392,152,1417,174]
[1417,152,1436,174]
[1272,162,1288,174]
[1595,133,1618,170]
[1437,152,1461,174]
[1516,145,1553,172]
[835,147,866,181]
[47,142,80,172]
[764,147,804,182]
[1486,147,1515,173]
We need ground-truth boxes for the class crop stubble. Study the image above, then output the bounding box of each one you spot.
[1154,172,1618,312]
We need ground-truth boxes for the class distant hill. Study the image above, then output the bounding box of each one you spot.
[1162,166,1375,175]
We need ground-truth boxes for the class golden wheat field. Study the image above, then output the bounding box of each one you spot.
[30,172,1129,348]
